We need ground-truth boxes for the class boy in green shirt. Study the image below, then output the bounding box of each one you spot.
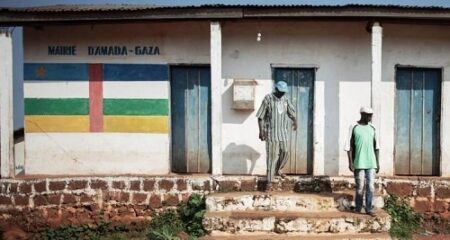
[345,107,380,216]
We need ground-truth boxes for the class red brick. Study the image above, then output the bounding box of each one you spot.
[49,181,66,191]
[46,194,62,205]
[159,180,174,192]
[181,193,190,203]
[91,180,108,190]
[240,180,256,191]
[79,194,95,204]
[192,180,211,191]
[149,194,162,208]
[414,200,432,213]
[386,182,413,197]
[19,182,32,194]
[435,186,450,199]
[9,183,18,193]
[0,195,12,205]
[112,181,126,190]
[417,187,432,197]
[34,181,47,193]
[164,194,179,206]
[34,195,48,207]
[218,180,239,192]
[434,200,450,213]
[63,194,77,204]
[130,180,141,191]
[143,180,155,191]
[13,195,29,206]
[132,193,148,204]
[281,179,296,192]
[176,179,187,191]
[68,180,88,190]
[107,191,130,203]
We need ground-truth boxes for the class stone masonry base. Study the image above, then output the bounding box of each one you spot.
[0,175,449,233]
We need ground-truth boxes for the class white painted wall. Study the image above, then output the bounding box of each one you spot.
[23,22,210,176]
[22,21,450,177]
[381,23,450,177]
[221,21,371,176]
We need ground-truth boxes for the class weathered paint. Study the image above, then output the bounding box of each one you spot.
[102,81,169,99]
[170,66,211,173]
[89,64,104,132]
[273,68,314,175]
[24,81,89,98]
[211,21,223,175]
[103,99,168,115]
[395,68,441,176]
[24,63,88,80]
[24,133,169,175]
[25,115,90,132]
[103,116,169,133]
[0,31,14,177]
[24,98,89,115]
[103,64,168,81]
[382,24,450,177]
[19,21,450,177]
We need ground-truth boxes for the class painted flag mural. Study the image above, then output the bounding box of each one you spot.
[24,63,169,133]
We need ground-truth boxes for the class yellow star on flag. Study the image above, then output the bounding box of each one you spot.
[36,66,46,78]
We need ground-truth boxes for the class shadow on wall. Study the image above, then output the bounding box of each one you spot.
[222,80,255,124]
[222,143,261,174]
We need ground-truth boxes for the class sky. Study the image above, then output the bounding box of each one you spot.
[2,0,450,129]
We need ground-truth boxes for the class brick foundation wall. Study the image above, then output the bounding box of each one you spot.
[0,175,449,233]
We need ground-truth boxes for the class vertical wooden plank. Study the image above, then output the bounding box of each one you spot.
[186,68,200,172]
[89,64,103,132]
[423,69,440,175]
[198,67,212,173]
[296,70,308,174]
[306,69,315,174]
[410,70,424,175]
[170,67,187,173]
[395,68,412,175]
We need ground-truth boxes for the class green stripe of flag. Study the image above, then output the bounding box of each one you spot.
[103,99,168,116]
[25,98,89,115]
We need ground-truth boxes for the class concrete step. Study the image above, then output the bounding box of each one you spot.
[202,232,392,240]
[206,191,384,212]
[203,209,391,234]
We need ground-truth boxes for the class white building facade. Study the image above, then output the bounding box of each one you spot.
[1,5,450,178]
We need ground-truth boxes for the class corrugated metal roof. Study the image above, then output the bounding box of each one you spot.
[2,4,450,13]
[2,4,450,26]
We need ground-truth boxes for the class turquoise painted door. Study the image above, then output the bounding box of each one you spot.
[273,68,314,174]
[395,68,441,176]
[170,66,211,173]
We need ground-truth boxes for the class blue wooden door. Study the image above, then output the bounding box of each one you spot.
[395,68,441,176]
[170,66,211,173]
[273,68,314,174]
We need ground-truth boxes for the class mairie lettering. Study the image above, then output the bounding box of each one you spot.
[48,46,77,55]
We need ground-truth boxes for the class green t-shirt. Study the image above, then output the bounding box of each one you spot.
[353,125,377,169]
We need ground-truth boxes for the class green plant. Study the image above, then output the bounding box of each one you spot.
[40,222,110,240]
[178,194,206,238]
[147,209,184,240]
[384,194,423,240]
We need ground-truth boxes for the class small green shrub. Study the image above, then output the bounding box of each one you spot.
[178,194,206,238]
[384,194,423,240]
[147,209,184,240]
[40,222,110,240]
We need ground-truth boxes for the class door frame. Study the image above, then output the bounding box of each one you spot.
[393,65,443,176]
[270,65,317,175]
[168,64,211,174]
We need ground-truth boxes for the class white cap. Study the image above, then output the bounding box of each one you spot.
[360,106,374,114]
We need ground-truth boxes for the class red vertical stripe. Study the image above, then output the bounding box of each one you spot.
[89,64,103,132]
